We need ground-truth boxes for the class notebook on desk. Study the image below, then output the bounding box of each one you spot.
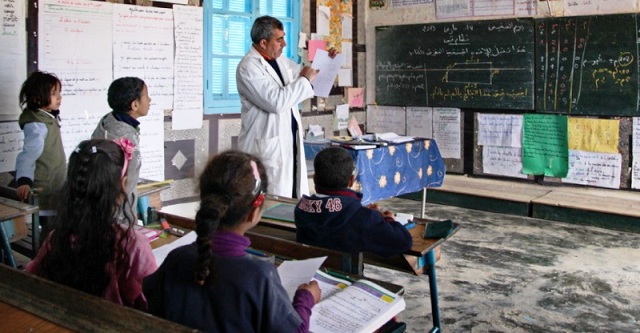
[262,203,297,223]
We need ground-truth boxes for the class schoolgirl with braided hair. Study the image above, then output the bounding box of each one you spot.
[26,138,157,310]
[144,150,321,332]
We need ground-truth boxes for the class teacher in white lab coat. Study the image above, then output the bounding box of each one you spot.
[236,16,329,198]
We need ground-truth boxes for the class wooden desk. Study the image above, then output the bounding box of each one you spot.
[0,265,194,332]
[0,301,73,332]
[137,180,172,211]
[159,198,459,332]
[0,198,39,267]
[259,195,459,333]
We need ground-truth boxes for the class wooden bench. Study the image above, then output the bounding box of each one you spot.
[0,265,195,332]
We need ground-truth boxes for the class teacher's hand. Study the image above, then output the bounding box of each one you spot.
[301,66,319,82]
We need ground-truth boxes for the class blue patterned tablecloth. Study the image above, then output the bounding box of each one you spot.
[304,139,446,205]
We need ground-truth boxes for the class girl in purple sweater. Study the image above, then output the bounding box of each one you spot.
[144,151,321,332]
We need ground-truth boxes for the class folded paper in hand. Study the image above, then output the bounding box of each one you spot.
[394,212,413,225]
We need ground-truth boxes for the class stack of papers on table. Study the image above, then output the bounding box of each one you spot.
[376,132,414,144]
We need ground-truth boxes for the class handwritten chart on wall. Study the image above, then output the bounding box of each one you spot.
[375,19,535,110]
[38,0,168,181]
[535,14,640,116]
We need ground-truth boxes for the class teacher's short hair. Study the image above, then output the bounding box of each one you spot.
[251,15,283,44]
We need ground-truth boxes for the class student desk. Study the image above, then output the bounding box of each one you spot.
[150,224,401,297]
[136,179,172,225]
[261,195,460,333]
[305,139,446,217]
[0,265,193,332]
[159,198,460,333]
[0,198,39,267]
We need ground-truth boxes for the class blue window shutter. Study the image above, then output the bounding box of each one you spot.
[204,0,300,114]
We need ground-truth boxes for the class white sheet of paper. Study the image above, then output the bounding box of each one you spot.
[338,69,352,87]
[311,50,345,97]
[335,104,349,130]
[477,114,523,148]
[172,5,203,130]
[39,0,113,158]
[433,108,461,159]
[0,122,23,172]
[482,146,527,179]
[632,155,640,189]
[341,14,352,39]
[152,231,197,266]
[0,0,27,120]
[316,6,330,37]
[563,150,622,189]
[298,32,308,48]
[406,107,433,138]
[341,41,352,69]
[366,105,406,134]
[277,256,327,302]
[565,0,635,16]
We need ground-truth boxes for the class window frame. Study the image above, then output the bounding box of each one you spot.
[203,0,301,114]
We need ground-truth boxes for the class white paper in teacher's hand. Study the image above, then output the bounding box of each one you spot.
[311,50,345,97]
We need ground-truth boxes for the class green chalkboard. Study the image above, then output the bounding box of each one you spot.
[375,19,535,110]
[535,14,639,116]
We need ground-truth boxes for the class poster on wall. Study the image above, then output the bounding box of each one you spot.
[113,3,173,181]
[0,0,27,120]
[38,0,114,157]
[172,5,203,131]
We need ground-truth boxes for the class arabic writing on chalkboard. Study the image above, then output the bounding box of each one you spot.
[375,19,535,110]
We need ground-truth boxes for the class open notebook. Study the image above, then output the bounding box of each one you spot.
[278,258,405,333]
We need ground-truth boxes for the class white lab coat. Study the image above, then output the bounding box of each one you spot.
[236,46,312,198]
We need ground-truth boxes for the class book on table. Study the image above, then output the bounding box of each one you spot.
[330,136,378,150]
[309,270,406,333]
[375,132,414,144]
[277,257,405,333]
[134,225,163,242]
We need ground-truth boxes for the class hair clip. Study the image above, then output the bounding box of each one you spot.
[250,160,265,207]
[112,138,135,178]
[91,146,97,153]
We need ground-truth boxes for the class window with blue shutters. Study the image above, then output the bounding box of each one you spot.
[204,0,300,114]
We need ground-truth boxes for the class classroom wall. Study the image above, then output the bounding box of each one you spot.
[0,0,367,205]
[364,0,640,190]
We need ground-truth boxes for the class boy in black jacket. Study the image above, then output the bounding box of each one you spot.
[294,147,412,257]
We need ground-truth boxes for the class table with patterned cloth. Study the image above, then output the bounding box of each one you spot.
[304,139,446,205]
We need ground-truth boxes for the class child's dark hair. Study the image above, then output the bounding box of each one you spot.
[33,139,133,297]
[314,147,355,189]
[19,71,61,110]
[108,77,145,113]
[194,150,268,285]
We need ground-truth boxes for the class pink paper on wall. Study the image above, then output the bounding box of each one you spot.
[308,40,327,61]
[347,87,364,108]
